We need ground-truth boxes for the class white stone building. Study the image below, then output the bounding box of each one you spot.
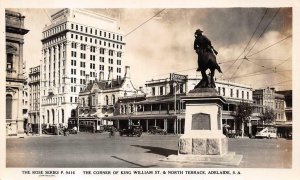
[40,8,125,125]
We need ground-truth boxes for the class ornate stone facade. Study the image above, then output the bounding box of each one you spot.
[6,10,29,135]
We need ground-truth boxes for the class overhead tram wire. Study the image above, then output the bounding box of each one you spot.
[245,8,281,57]
[221,8,269,76]
[125,9,166,37]
[228,8,281,80]
[230,69,291,80]
[247,34,292,57]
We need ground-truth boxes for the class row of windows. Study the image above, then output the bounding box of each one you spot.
[70,33,123,50]
[218,87,250,99]
[43,35,67,47]
[152,84,184,96]
[71,23,123,42]
[43,23,67,38]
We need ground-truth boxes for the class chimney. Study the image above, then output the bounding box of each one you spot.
[99,71,104,81]
[124,66,130,79]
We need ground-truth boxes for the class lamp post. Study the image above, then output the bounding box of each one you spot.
[77,99,81,132]
[173,81,177,135]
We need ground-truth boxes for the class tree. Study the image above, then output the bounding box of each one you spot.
[260,107,276,126]
[234,101,253,138]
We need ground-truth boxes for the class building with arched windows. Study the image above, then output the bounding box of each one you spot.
[40,8,125,126]
[6,10,29,136]
[73,66,142,131]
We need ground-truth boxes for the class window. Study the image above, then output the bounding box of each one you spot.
[222,87,225,96]
[247,92,249,99]
[75,25,78,30]
[117,52,122,57]
[105,95,109,105]
[71,42,77,49]
[90,46,96,52]
[109,58,113,64]
[152,87,155,95]
[71,51,77,57]
[80,53,86,59]
[117,60,121,65]
[81,44,86,50]
[242,91,244,99]
[160,86,164,95]
[230,89,233,97]
[90,55,95,61]
[236,90,239,98]
[99,65,104,70]
[100,48,105,54]
[100,56,104,62]
[117,68,121,73]
[71,24,74,29]
[7,53,13,69]
[109,50,113,56]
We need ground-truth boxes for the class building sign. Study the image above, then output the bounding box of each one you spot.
[170,73,187,82]
[191,113,211,130]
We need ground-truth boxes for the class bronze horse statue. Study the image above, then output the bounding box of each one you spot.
[194,48,222,88]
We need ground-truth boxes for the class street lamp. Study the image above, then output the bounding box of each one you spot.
[77,99,81,132]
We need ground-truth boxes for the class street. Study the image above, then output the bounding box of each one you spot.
[6,133,292,168]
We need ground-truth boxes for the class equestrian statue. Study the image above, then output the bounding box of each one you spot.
[194,29,222,88]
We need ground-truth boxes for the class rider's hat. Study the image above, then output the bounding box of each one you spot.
[195,29,203,35]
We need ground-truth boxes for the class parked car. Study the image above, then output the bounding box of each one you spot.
[119,125,142,137]
[148,126,167,135]
[255,127,277,139]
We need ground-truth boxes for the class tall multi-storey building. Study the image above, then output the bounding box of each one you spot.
[6,10,29,135]
[40,9,125,125]
[28,65,41,124]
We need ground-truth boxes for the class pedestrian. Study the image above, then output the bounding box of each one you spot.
[109,126,115,138]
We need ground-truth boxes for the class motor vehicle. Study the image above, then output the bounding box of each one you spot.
[255,127,277,139]
[119,125,142,137]
[148,126,167,135]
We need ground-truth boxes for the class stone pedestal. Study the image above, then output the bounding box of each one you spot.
[163,88,242,166]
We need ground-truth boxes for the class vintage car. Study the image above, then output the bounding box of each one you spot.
[148,126,167,135]
[255,127,277,139]
[119,125,142,137]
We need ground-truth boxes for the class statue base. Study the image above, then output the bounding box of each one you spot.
[178,133,228,155]
[162,88,242,166]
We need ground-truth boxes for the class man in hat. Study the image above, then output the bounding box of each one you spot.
[194,29,218,71]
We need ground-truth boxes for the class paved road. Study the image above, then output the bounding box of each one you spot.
[6,133,292,168]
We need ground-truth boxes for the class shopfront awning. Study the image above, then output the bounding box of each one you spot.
[103,114,177,120]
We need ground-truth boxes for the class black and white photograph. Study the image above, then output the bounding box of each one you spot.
[1,0,299,179]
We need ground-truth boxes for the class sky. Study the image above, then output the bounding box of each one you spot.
[12,8,292,90]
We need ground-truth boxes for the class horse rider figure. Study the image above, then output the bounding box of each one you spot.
[194,29,222,88]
